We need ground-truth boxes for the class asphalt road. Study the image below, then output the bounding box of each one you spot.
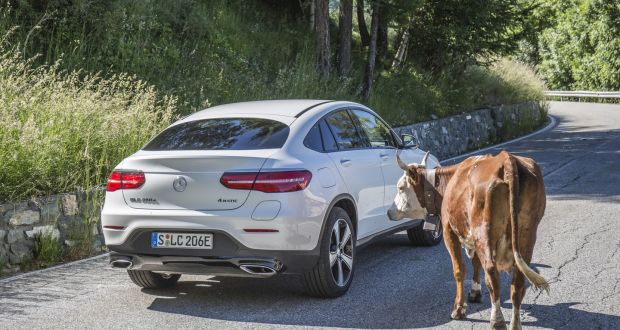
[1,101,619,329]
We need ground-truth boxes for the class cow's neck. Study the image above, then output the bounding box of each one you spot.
[424,165,457,209]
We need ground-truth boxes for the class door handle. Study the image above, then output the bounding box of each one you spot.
[379,153,390,160]
[340,159,352,167]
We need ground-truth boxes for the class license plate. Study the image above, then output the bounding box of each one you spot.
[151,232,213,249]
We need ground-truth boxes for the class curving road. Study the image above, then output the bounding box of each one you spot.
[1,102,619,329]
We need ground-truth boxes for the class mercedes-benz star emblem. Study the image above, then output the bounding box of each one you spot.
[173,176,187,192]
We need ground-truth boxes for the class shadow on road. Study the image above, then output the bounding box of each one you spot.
[141,234,619,329]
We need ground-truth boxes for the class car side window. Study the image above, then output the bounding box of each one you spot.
[325,110,367,150]
[319,120,339,152]
[303,123,323,152]
[351,110,396,148]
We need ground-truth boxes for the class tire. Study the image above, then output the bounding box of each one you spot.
[127,270,181,289]
[407,221,443,246]
[304,206,356,298]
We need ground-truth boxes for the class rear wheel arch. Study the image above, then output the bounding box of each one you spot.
[315,194,358,250]
[333,197,357,235]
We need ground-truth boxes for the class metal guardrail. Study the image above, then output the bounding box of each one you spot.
[545,90,620,99]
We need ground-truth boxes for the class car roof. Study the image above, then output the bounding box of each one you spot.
[184,100,334,120]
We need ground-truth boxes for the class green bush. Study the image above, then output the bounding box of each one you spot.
[33,230,63,267]
[0,47,175,202]
[371,59,546,126]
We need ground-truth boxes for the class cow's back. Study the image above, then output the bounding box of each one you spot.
[441,152,546,265]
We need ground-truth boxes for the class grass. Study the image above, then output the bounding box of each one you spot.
[0,45,175,202]
[32,230,63,268]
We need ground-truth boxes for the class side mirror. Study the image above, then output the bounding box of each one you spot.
[400,133,418,148]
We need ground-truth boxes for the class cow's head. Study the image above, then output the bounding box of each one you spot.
[387,152,430,221]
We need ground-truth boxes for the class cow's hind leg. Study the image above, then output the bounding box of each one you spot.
[484,259,506,329]
[468,254,483,303]
[444,225,467,320]
[509,270,526,330]
[477,242,506,329]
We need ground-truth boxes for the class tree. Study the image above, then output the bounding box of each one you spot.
[362,0,380,101]
[392,21,410,69]
[338,0,353,76]
[538,0,620,90]
[315,0,331,77]
[356,0,370,48]
[404,0,523,72]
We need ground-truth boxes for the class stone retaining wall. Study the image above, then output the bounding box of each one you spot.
[0,190,105,274]
[393,102,547,160]
[0,101,546,276]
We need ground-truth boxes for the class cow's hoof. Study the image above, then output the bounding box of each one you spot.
[490,320,507,330]
[468,290,482,303]
[450,304,467,320]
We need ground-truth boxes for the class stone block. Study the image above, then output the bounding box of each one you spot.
[39,196,62,223]
[7,230,25,244]
[61,194,79,216]
[8,209,40,226]
[26,225,60,239]
[9,241,33,264]
[0,229,6,242]
[0,244,8,264]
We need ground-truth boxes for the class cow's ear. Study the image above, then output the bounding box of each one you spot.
[407,165,420,184]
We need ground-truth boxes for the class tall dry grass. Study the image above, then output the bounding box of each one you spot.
[0,47,175,202]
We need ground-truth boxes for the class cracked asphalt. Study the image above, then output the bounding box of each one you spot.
[1,101,619,329]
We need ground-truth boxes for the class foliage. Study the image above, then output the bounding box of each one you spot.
[0,46,175,202]
[514,0,620,91]
[0,0,546,201]
[33,230,63,267]
[371,59,546,126]
[0,0,309,113]
[402,0,524,71]
[65,220,96,261]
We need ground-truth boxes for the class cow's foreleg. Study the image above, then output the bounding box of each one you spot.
[468,255,483,303]
[444,225,467,320]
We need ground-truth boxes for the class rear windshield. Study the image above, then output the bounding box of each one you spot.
[143,118,290,151]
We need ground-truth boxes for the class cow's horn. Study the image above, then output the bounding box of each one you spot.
[421,151,430,167]
[396,151,408,171]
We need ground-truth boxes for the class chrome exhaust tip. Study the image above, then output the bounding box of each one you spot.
[239,264,277,277]
[110,257,133,269]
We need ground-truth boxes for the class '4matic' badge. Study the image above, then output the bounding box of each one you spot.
[173,176,187,192]
[218,198,237,203]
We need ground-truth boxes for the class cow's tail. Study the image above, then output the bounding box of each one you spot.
[504,153,550,293]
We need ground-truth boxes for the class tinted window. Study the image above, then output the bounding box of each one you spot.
[144,118,289,151]
[352,110,396,148]
[325,110,367,150]
[303,123,323,152]
[319,120,338,152]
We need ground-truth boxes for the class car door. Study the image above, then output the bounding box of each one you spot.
[324,109,386,239]
[350,109,404,232]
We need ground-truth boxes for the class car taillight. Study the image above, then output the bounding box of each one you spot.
[220,170,312,193]
[219,172,259,190]
[106,171,145,192]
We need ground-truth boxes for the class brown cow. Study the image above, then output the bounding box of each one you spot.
[388,150,549,330]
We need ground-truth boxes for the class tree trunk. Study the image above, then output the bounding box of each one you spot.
[356,0,370,48]
[392,27,410,69]
[338,0,353,76]
[377,7,388,64]
[362,0,379,101]
[309,0,315,30]
[315,0,331,77]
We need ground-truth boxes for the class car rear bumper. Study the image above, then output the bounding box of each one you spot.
[106,228,320,275]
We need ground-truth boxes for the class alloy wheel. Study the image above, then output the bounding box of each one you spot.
[329,218,354,287]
